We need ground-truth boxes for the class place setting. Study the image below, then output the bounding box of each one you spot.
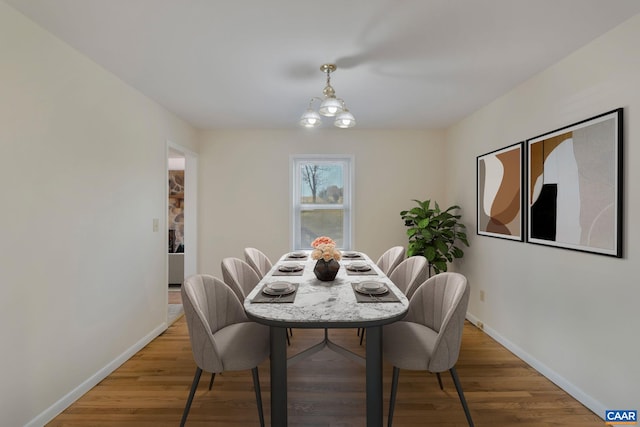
[251,281,299,303]
[284,251,308,260]
[272,261,305,276]
[345,260,378,276]
[351,280,401,303]
[341,250,364,260]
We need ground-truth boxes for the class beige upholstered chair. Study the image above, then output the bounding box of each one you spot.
[244,247,273,278]
[359,255,427,345]
[383,272,474,427]
[180,274,269,427]
[221,257,261,303]
[375,246,405,276]
[388,255,428,300]
[222,256,293,343]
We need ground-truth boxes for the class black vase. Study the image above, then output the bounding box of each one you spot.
[313,259,340,281]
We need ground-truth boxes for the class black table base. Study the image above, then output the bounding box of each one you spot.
[269,325,384,427]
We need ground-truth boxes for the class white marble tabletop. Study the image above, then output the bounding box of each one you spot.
[244,251,409,328]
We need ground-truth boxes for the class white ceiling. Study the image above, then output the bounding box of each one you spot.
[7,0,640,130]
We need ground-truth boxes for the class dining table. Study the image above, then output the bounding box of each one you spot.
[244,250,409,427]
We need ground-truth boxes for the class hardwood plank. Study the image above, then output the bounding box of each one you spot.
[168,287,182,304]
[47,319,602,426]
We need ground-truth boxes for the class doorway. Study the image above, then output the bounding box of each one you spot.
[167,141,198,324]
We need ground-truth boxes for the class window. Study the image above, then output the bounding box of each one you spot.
[291,155,353,250]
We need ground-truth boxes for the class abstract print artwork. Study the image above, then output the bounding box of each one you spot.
[477,142,524,241]
[527,108,622,257]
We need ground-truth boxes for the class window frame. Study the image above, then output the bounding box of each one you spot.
[290,154,354,250]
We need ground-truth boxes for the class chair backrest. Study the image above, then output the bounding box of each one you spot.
[181,274,248,373]
[221,257,261,302]
[376,246,406,276]
[406,272,470,372]
[388,255,428,299]
[244,247,273,278]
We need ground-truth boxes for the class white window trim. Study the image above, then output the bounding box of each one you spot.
[290,154,354,250]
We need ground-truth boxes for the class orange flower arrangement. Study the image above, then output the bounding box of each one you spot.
[310,236,342,262]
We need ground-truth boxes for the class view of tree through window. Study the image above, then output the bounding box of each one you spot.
[292,156,352,249]
[301,164,343,204]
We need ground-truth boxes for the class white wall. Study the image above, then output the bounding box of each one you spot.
[446,14,640,415]
[197,129,447,278]
[0,3,199,426]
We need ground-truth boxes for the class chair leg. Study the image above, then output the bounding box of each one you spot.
[449,367,474,427]
[251,367,265,427]
[388,366,400,427]
[208,372,216,390]
[180,367,203,427]
[359,328,366,346]
[436,372,444,390]
[288,327,293,336]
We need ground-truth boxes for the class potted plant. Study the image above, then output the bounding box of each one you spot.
[400,199,469,275]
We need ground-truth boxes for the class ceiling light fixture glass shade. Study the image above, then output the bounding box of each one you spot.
[334,109,356,128]
[299,108,322,128]
[300,63,355,128]
[319,97,342,117]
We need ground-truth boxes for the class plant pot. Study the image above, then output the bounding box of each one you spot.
[313,259,340,281]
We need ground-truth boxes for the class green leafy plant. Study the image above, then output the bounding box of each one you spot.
[400,199,469,275]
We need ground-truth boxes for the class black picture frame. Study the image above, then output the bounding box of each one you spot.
[526,108,623,257]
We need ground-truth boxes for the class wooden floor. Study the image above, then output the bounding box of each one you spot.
[48,295,602,426]
[168,286,182,304]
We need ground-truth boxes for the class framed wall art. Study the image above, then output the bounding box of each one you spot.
[526,108,623,257]
[477,142,524,241]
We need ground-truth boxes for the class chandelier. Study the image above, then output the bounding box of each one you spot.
[299,64,356,129]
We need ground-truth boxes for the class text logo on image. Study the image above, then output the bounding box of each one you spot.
[606,410,637,425]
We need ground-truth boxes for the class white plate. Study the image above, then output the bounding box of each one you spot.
[279,262,303,272]
[268,281,292,291]
[342,251,361,258]
[361,280,383,291]
[263,287,296,296]
[347,261,371,271]
[355,281,388,295]
[263,282,295,296]
[288,251,307,258]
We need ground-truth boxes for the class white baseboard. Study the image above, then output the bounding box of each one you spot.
[25,322,168,427]
[465,313,605,420]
